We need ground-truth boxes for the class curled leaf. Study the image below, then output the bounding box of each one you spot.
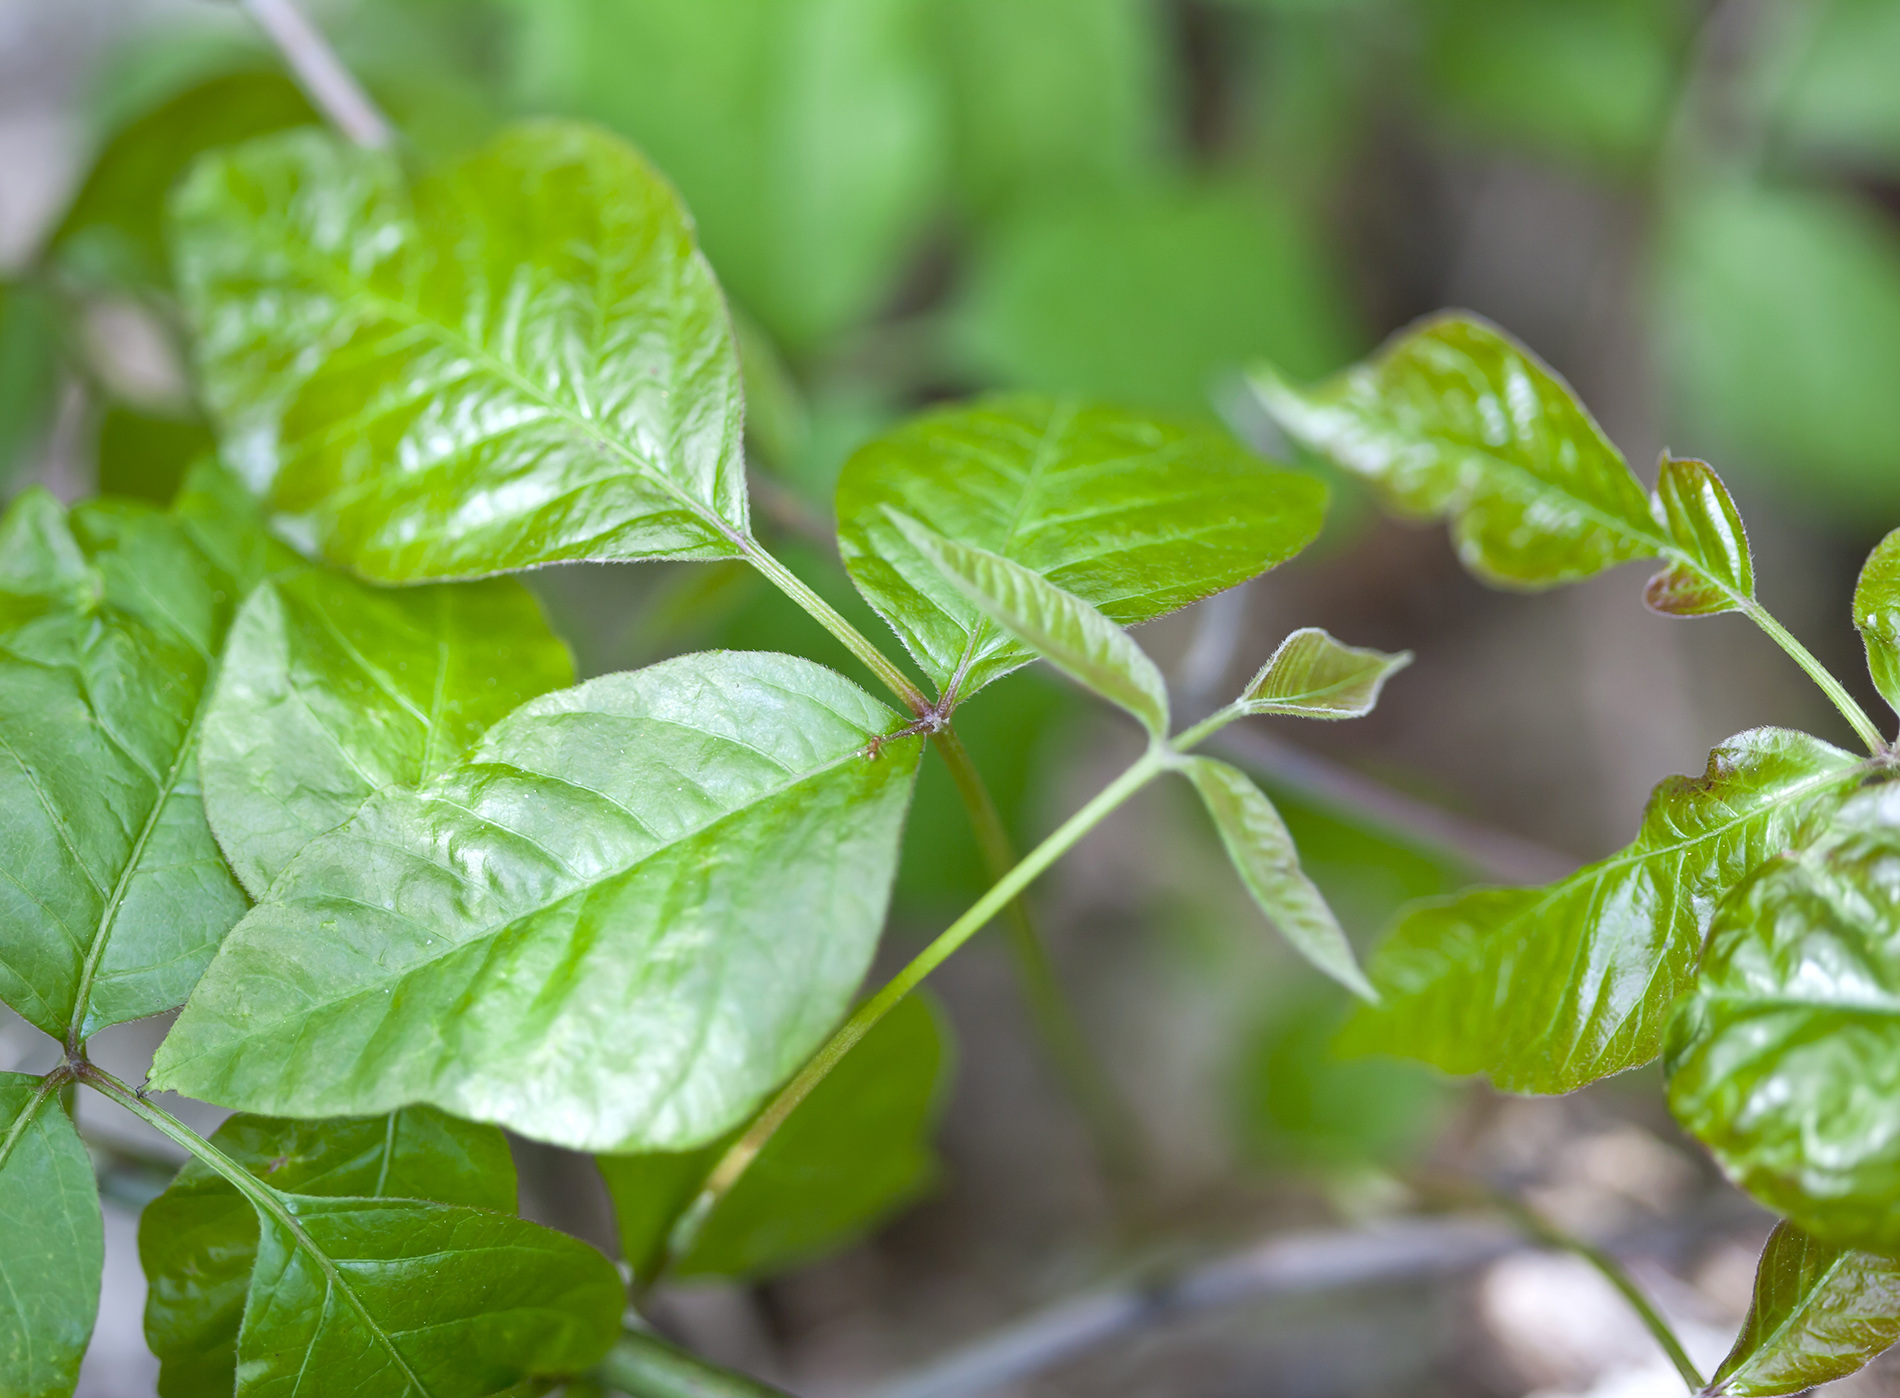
[1853,528,1900,718]
[1240,627,1411,719]
[1644,455,1754,617]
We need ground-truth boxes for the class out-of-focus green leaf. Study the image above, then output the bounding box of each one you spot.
[202,568,572,898]
[1644,455,1754,617]
[1853,529,1900,718]
[50,68,317,292]
[174,121,749,581]
[1667,785,1900,1252]
[600,992,948,1283]
[955,183,1356,416]
[0,281,60,489]
[1770,0,1900,170]
[140,1107,515,1398]
[153,652,923,1153]
[835,396,1325,702]
[504,0,942,351]
[1239,627,1411,719]
[898,516,1170,735]
[1180,756,1370,996]
[1659,184,1900,514]
[1421,0,1685,171]
[0,463,289,1041]
[928,0,1163,213]
[1345,728,1863,1092]
[0,1076,101,1398]
[94,407,217,505]
[1706,1221,1900,1398]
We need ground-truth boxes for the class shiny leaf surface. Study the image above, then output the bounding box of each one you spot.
[202,568,572,897]
[835,396,1324,702]
[141,1107,515,1398]
[153,652,922,1152]
[1667,785,1900,1251]
[1707,1222,1900,1397]
[175,120,749,581]
[896,515,1169,735]
[1180,757,1371,997]
[1644,456,1755,617]
[0,1076,100,1398]
[1344,728,1863,1092]
[1854,529,1900,717]
[1239,627,1412,720]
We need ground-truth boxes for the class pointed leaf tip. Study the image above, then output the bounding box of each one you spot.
[1853,529,1900,718]
[1241,627,1412,719]
[1645,456,1754,617]
[891,510,1170,735]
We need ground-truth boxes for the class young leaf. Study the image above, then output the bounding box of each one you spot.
[1645,455,1755,617]
[0,1076,102,1398]
[174,120,749,581]
[894,514,1169,734]
[141,1107,516,1398]
[1343,728,1862,1092]
[1667,785,1900,1253]
[152,652,923,1152]
[600,991,949,1282]
[202,568,573,897]
[0,466,289,1042]
[1239,627,1412,720]
[835,396,1324,702]
[1179,757,1372,998]
[1853,528,1900,717]
[1706,1222,1900,1397]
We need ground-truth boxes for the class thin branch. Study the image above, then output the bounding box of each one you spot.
[240,0,392,149]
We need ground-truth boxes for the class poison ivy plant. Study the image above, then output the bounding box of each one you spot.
[0,1077,101,1398]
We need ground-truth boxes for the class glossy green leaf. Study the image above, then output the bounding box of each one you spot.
[836,396,1325,702]
[601,991,948,1282]
[1706,1222,1900,1398]
[896,515,1169,735]
[141,1106,516,1398]
[0,464,289,1041]
[1644,455,1755,617]
[1180,757,1371,997]
[0,1076,101,1398]
[174,120,749,582]
[202,568,573,898]
[1667,785,1900,1252]
[1853,529,1900,717]
[1239,627,1411,719]
[1344,728,1863,1092]
[153,652,923,1152]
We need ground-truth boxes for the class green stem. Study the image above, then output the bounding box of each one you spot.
[594,1330,793,1398]
[1740,600,1887,754]
[930,725,1149,1192]
[739,539,930,716]
[665,747,1171,1266]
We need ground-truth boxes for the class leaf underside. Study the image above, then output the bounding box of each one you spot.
[1240,626,1412,719]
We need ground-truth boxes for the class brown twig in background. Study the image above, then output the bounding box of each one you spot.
[239,0,392,149]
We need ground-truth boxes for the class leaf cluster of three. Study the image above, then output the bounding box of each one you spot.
[0,118,1395,1398]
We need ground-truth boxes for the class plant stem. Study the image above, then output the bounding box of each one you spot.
[665,747,1171,1266]
[595,1330,794,1398]
[930,725,1149,1192]
[1740,600,1887,754]
[240,0,392,149]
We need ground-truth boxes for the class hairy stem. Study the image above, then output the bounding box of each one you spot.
[1739,600,1887,754]
[665,747,1171,1267]
[931,725,1149,1191]
[595,1329,793,1398]
[240,0,392,149]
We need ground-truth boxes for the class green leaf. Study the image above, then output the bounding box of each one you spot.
[1853,529,1900,718]
[174,120,749,582]
[1239,627,1411,719]
[1252,313,1669,589]
[0,465,289,1041]
[895,515,1169,735]
[1706,1221,1900,1398]
[1344,728,1863,1092]
[600,991,948,1283]
[95,407,219,506]
[835,396,1325,702]
[140,1106,516,1398]
[1644,455,1755,617]
[202,568,573,898]
[0,1076,101,1398]
[152,651,923,1152]
[1667,785,1900,1253]
[1180,756,1371,997]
